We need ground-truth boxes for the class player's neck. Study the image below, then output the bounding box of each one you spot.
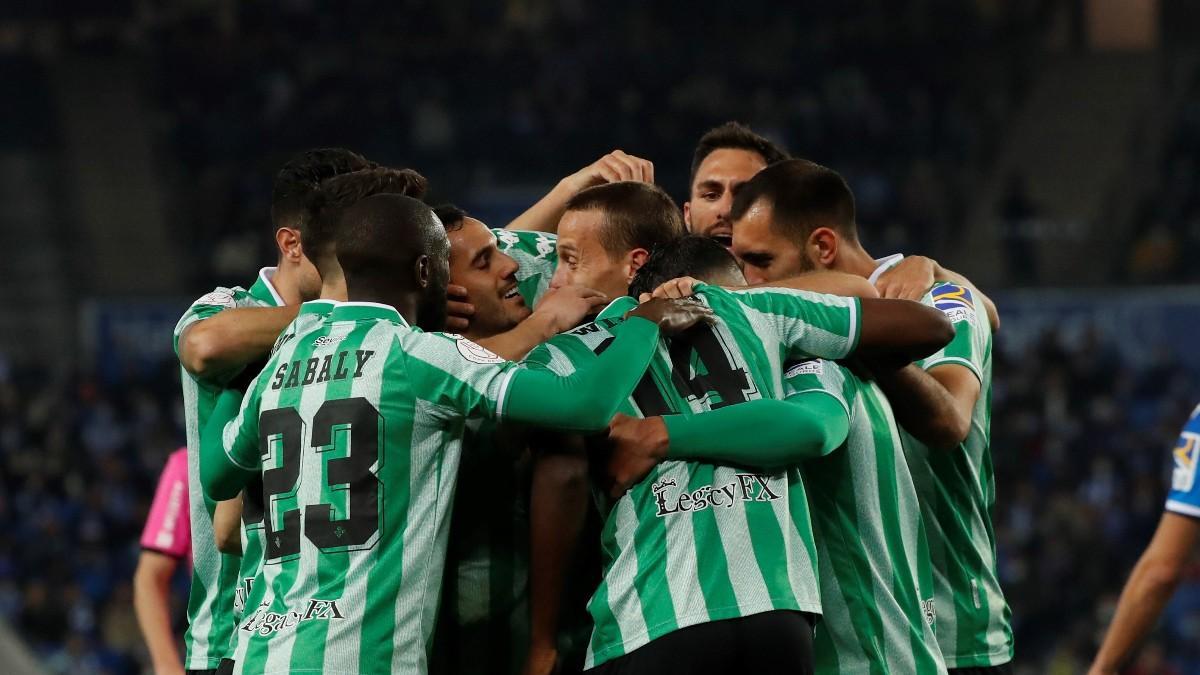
[830,243,878,280]
[347,285,419,323]
[320,275,348,303]
[271,261,305,306]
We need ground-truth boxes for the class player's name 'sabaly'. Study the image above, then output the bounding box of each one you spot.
[269,349,376,391]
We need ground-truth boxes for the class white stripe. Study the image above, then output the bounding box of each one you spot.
[258,267,286,306]
[844,297,859,358]
[1166,500,1200,518]
[494,366,517,419]
[921,356,984,383]
[867,254,905,285]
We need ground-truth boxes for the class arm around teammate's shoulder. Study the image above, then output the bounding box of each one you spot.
[1090,512,1200,674]
[854,298,954,366]
[179,305,299,380]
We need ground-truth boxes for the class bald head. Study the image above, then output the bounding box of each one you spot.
[336,193,450,329]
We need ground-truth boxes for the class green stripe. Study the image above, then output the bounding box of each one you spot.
[359,339,409,668]
[688,465,738,617]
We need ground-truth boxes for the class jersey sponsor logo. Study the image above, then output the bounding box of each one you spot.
[784,359,823,379]
[270,349,375,390]
[921,598,936,630]
[195,290,237,308]
[312,334,346,348]
[456,338,506,364]
[1173,432,1199,493]
[233,576,255,615]
[932,284,974,324]
[239,598,345,637]
[651,473,782,517]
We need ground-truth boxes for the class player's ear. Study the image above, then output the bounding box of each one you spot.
[809,227,839,267]
[626,248,651,283]
[415,255,430,289]
[683,202,693,230]
[276,227,303,261]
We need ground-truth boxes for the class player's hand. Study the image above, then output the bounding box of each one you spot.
[626,297,714,335]
[521,643,559,675]
[875,256,935,301]
[605,414,669,498]
[445,284,474,332]
[638,276,702,303]
[564,150,655,192]
[532,284,609,333]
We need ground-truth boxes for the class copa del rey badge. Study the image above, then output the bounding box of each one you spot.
[454,337,506,364]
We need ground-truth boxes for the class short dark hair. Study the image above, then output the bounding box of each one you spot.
[564,182,684,258]
[306,167,429,273]
[729,158,858,242]
[431,204,467,233]
[689,122,789,187]
[628,235,743,298]
[336,193,447,289]
[271,148,376,235]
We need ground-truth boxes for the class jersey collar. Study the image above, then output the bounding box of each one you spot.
[248,267,286,307]
[596,296,638,321]
[299,299,338,316]
[329,301,409,327]
[867,254,904,286]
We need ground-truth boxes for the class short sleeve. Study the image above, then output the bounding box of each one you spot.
[173,287,240,356]
[916,282,985,382]
[404,331,520,419]
[222,383,266,471]
[783,359,855,421]
[722,286,861,360]
[1166,404,1200,519]
[140,450,192,559]
[493,229,559,307]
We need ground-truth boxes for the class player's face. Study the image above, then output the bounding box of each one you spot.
[550,209,631,300]
[731,200,813,285]
[685,149,768,249]
[448,217,530,338]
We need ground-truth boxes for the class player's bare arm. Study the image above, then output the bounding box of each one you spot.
[178,305,300,379]
[478,284,608,360]
[643,272,879,302]
[876,255,1001,332]
[1089,512,1200,675]
[872,362,981,450]
[213,495,243,555]
[505,150,655,233]
[854,298,954,365]
[133,551,185,675]
[525,434,589,675]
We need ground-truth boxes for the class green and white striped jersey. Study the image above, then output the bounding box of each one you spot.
[784,359,946,674]
[431,420,531,675]
[233,300,338,622]
[494,228,557,307]
[904,281,1012,667]
[174,268,285,669]
[523,284,862,668]
[220,301,661,674]
[425,229,555,675]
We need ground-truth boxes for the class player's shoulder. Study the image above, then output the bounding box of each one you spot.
[404,329,510,367]
[1169,403,1200,509]
[492,227,557,252]
[926,281,980,324]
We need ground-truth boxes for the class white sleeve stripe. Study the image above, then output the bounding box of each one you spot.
[224,444,258,472]
[1166,500,1200,519]
[786,388,852,421]
[843,300,859,359]
[494,367,517,419]
[922,356,983,384]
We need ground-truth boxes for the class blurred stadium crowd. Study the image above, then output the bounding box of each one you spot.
[1,0,1200,673]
